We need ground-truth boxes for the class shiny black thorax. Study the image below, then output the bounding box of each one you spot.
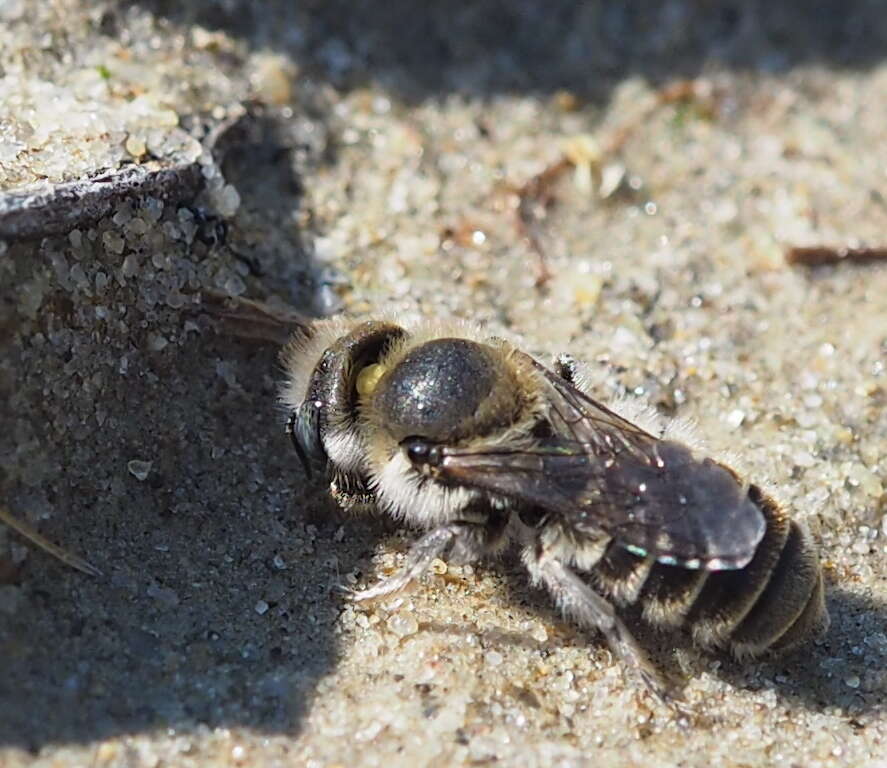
[372,338,520,444]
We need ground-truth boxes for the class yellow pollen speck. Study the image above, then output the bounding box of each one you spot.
[356,363,387,396]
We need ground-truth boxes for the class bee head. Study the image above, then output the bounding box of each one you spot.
[281,319,407,481]
[281,318,538,518]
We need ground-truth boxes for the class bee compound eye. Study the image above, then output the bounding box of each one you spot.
[289,400,327,479]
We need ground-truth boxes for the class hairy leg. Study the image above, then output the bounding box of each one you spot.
[553,353,579,384]
[525,550,673,703]
[349,515,508,603]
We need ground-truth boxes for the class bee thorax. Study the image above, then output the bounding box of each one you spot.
[373,338,524,443]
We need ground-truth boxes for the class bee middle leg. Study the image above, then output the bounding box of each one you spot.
[525,551,672,703]
[349,505,509,603]
[553,353,580,384]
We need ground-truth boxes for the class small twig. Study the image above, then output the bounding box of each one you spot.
[0,505,103,577]
[514,78,719,288]
[785,246,887,267]
[515,159,570,287]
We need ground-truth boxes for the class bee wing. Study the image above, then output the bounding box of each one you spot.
[437,362,767,570]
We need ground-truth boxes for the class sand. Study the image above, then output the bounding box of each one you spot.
[1,2,885,766]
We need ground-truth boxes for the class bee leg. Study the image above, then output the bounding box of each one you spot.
[554,354,601,398]
[526,553,673,704]
[349,514,507,603]
[553,353,579,384]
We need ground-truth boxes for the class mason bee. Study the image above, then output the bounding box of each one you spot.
[281,317,828,700]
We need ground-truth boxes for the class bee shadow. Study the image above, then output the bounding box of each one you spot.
[0,92,381,749]
[712,586,887,717]
[0,331,390,750]
[494,559,886,717]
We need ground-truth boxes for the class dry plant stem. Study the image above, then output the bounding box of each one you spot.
[516,159,570,287]
[515,78,712,287]
[196,289,311,345]
[0,505,103,577]
[785,246,887,267]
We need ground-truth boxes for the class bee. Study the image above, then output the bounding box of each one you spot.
[281,316,829,700]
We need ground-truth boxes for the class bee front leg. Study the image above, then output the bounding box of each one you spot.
[349,508,509,603]
[524,551,673,704]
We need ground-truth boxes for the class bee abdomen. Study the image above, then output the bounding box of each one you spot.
[592,545,654,605]
[682,485,792,649]
[592,484,826,656]
[689,486,825,655]
[639,563,708,628]
[767,565,828,653]
[726,519,825,657]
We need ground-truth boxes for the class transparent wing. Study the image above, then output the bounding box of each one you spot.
[436,361,766,570]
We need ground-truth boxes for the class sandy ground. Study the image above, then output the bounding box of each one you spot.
[1,2,886,766]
